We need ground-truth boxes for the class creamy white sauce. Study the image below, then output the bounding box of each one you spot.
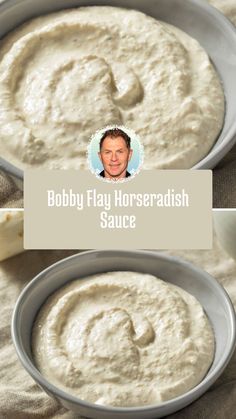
[0,7,224,170]
[33,272,215,407]
[208,0,236,25]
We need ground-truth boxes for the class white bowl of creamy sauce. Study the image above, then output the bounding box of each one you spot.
[33,272,215,407]
[12,250,236,419]
[0,0,236,174]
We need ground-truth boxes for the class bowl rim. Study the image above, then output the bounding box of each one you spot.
[11,249,236,415]
[0,0,236,175]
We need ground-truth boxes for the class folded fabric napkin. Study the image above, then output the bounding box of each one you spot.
[213,143,236,208]
[0,170,23,209]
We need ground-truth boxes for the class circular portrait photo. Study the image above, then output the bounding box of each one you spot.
[88,126,143,182]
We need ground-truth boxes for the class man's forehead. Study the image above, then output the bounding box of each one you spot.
[101,136,128,148]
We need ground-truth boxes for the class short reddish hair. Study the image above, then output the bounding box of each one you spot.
[99,128,131,150]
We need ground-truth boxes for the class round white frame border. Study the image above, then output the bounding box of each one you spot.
[87,125,144,183]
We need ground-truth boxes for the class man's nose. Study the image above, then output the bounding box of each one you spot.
[111,152,118,161]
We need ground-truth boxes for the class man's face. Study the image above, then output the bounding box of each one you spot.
[98,136,133,179]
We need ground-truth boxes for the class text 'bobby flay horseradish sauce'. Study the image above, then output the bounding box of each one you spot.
[0,7,224,170]
[33,272,215,407]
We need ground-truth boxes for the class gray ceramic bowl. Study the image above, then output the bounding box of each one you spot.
[12,250,236,419]
[0,0,236,179]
